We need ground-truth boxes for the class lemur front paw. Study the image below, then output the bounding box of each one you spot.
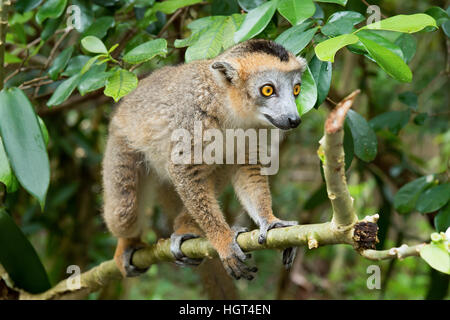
[170,233,204,267]
[220,226,257,281]
[258,219,298,270]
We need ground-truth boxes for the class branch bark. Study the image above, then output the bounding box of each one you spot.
[5,90,428,300]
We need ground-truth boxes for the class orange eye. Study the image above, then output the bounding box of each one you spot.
[260,85,274,97]
[293,84,301,96]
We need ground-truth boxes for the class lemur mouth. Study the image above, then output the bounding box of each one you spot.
[263,114,292,130]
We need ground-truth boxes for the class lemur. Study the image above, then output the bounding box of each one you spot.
[103,39,306,280]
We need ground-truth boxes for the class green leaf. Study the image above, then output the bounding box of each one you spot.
[321,11,365,37]
[82,16,115,39]
[369,110,411,135]
[222,14,246,49]
[420,243,450,275]
[358,35,412,82]
[80,54,106,75]
[0,209,51,293]
[41,16,64,41]
[358,14,437,34]
[4,52,22,64]
[443,20,450,38]
[15,0,43,13]
[36,0,67,25]
[81,36,108,54]
[238,0,267,11]
[123,39,168,65]
[153,0,204,14]
[185,17,229,62]
[314,0,347,5]
[277,0,315,26]
[394,175,435,214]
[104,69,138,102]
[314,34,359,62]
[416,183,450,214]
[275,26,317,55]
[435,203,450,233]
[38,117,49,147]
[309,55,331,108]
[395,33,417,63]
[345,109,378,162]
[414,112,428,125]
[47,74,82,107]
[78,64,110,96]
[0,88,50,208]
[48,47,74,81]
[343,122,354,171]
[62,55,90,76]
[0,138,19,193]
[296,65,317,115]
[234,0,278,43]
[398,91,418,110]
[425,6,449,27]
[354,30,405,61]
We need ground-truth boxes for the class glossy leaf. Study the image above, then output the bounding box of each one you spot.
[275,26,317,55]
[123,39,168,65]
[15,0,43,13]
[435,203,450,233]
[0,138,19,193]
[78,64,110,96]
[82,16,115,39]
[354,30,405,61]
[358,35,412,82]
[314,0,347,5]
[277,0,315,26]
[309,55,331,108]
[425,7,449,26]
[314,34,359,62]
[395,33,417,63]
[104,69,138,102]
[0,209,51,293]
[47,74,82,107]
[238,0,267,11]
[0,88,50,208]
[394,175,435,214]
[48,47,74,81]
[234,0,278,43]
[358,14,437,34]
[398,91,418,110]
[369,110,411,135]
[345,109,378,162]
[321,11,364,37]
[420,243,450,275]
[62,55,91,76]
[36,0,67,24]
[296,65,317,115]
[416,183,450,214]
[81,36,108,54]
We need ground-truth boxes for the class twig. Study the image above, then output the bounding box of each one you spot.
[157,8,184,38]
[0,0,11,90]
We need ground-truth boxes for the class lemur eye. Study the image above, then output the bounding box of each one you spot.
[260,84,274,97]
[293,83,301,96]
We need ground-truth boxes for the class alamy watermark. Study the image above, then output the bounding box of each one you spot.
[171,121,281,175]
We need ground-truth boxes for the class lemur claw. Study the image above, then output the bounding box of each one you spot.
[122,245,150,277]
[170,233,203,267]
[221,226,257,281]
[258,219,298,270]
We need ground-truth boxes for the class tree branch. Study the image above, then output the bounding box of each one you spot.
[5,90,429,300]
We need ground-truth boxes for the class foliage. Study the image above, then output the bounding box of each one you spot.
[0,0,448,299]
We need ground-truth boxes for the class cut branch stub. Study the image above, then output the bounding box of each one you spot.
[325,89,361,134]
[353,221,379,250]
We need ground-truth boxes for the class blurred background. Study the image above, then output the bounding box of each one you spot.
[1,0,449,299]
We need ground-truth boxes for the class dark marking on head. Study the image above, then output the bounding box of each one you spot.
[244,39,290,62]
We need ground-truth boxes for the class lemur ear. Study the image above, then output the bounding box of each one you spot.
[211,61,238,83]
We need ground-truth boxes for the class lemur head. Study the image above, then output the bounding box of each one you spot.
[211,39,306,130]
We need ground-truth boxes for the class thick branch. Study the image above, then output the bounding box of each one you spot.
[5,89,428,300]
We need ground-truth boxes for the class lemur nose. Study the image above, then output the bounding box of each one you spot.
[288,117,301,128]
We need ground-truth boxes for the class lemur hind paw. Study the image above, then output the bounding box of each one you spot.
[221,226,257,281]
[170,233,203,267]
[122,245,150,277]
[258,219,298,270]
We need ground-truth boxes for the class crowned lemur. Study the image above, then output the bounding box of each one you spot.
[103,39,306,280]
